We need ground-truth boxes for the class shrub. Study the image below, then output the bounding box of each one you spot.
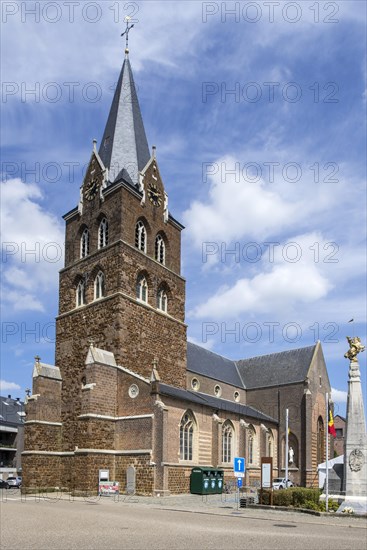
[273,489,293,507]
[319,499,339,512]
[303,499,319,511]
[292,488,321,508]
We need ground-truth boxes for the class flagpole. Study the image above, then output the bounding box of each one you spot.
[325,392,329,512]
[285,408,289,488]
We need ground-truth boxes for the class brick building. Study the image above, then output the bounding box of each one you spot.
[0,395,25,479]
[23,45,331,494]
[334,415,346,457]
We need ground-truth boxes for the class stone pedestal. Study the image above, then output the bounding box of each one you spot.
[338,356,367,514]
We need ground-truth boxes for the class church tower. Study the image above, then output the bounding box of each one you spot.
[55,42,187,450]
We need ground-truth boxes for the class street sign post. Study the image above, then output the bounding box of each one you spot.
[233,457,245,476]
[233,457,245,509]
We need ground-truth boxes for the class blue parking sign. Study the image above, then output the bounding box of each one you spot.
[234,457,245,473]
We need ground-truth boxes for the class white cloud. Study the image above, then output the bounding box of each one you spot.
[0,380,21,392]
[183,155,299,247]
[190,232,335,319]
[1,178,64,312]
[331,388,348,404]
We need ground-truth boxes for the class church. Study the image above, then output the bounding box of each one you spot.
[22,37,332,495]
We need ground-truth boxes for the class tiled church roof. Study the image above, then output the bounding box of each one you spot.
[236,345,317,389]
[187,342,242,387]
[159,383,277,423]
[187,341,317,390]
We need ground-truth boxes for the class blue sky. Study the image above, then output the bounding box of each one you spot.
[1,1,366,418]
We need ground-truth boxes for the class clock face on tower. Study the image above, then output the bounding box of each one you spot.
[147,182,162,207]
[84,179,99,201]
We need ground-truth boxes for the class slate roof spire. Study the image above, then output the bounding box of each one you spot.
[98,31,150,186]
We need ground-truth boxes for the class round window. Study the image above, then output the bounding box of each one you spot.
[214,384,222,397]
[191,378,200,391]
[234,391,240,402]
[128,384,139,398]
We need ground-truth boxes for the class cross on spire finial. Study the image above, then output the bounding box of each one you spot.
[121,16,135,56]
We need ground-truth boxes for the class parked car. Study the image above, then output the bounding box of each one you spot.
[272,477,294,490]
[0,479,9,489]
[6,476,22,488]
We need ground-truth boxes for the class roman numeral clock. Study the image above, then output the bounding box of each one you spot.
[147,181,162,207]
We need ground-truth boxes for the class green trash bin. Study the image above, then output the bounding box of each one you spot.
[190,468,212,495]
[190,468,224,495]
[216,470,224,494]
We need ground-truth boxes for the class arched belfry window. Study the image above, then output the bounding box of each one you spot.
[76,280,85,307]
[80,228,89,258]
[135,221,146,252]
[180,411,195,461]
[155,234,165,264]
[157,287,168,313]
[136,274,148,303]
[98,218,109,249]
[94,271,105,300]
[222,421,234,463]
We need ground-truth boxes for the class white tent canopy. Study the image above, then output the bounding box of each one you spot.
[317,455,344,489]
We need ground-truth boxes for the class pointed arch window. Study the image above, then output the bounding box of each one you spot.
[180,411,194,461]
[76,280,85,307]
[80,229,90,258]
[317,417,325,465]
[155,234,165,265]
[222,422,234,463]
[248,425,256,465]
[98,218,109,249]
[157,287,168,313]
[267,429,274,457]
[135,221,146,252]
[94,271,105,300]
[136,274,148,303]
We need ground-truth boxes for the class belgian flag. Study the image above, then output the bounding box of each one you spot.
[328,402,336,438]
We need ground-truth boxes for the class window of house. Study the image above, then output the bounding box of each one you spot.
[222,422,233,463]
[135,221,146,252]
[136,275,148,303]
[94,271,105,300]
[180,412,194,461]
[155,234,165,264]
[76,280,85,307]
[336,428,343,438]
[98,218,109,248]
[157,288,167,312]
[80,229,90,258]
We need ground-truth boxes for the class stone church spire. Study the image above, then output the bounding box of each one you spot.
[98,32,150,186]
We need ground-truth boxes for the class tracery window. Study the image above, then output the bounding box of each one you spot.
[98,218,109,248]
[80,228,90,258]
[155,234,165,264]
[180,411,194,461]
[135,221,146,252]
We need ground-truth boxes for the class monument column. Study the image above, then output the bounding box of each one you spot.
[339,336,367,514]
